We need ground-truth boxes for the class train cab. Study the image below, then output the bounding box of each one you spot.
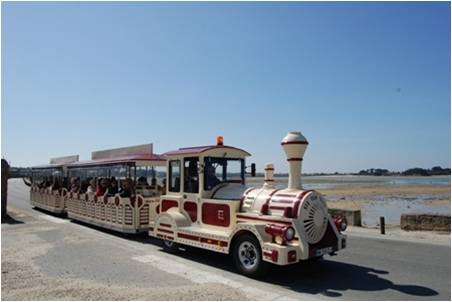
[151,137,250,241]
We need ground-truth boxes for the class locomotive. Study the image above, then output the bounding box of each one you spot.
[151,131,347,276]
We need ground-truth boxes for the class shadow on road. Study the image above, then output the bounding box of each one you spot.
[1,213,24,225]
[167,244,439,298]
[67,218,439,298]
[31,207,68,218]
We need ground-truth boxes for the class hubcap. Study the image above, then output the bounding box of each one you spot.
[164,240,173,247]
[238,241,258,270]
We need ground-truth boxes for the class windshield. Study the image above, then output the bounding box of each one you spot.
[204,157,244,191]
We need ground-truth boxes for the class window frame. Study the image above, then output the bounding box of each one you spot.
[168,160,181,193]
[183,157,199,194]
[203,157,245,191]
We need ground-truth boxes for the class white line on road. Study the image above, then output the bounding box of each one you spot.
[133,254,308,300]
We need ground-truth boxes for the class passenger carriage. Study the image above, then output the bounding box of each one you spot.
[150,132,347,277]
[65,144,166,233]
[30,155,79,214]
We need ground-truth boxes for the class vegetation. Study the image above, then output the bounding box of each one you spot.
[358,166,451,176]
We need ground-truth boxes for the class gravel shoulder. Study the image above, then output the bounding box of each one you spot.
[1,208,248,301]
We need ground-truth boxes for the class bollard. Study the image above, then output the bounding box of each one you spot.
[380,216,385,235]
[1,159,10,221]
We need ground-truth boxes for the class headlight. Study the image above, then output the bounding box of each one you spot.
[334,216,348,232]
[284,227,295,241]
[340,219,348,231]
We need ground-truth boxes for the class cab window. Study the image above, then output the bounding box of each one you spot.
[204,157,244,191]
[169,160,181,192]
[184,157,199,193]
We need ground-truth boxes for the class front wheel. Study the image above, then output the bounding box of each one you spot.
[232,234,267,277]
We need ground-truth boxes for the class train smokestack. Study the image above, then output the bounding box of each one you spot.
[281,132,308,190]
[263,163,275,189]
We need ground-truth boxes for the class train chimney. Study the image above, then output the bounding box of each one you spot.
[263,163,275,189]
[281,132,308,190]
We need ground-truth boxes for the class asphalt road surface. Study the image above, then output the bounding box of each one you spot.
[2,179,451,300]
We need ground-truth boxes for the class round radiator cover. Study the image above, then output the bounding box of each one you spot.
[299,191,328,244]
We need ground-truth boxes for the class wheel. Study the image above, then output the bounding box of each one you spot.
[232,234,267,277]
[162,239,180,253]
[304,255,324,263]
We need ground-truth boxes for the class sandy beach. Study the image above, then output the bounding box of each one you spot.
[321,184,450,209]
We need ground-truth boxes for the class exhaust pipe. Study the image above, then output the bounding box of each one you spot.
[281,132,308,190]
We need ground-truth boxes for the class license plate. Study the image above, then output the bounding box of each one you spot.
[315,246,333,257]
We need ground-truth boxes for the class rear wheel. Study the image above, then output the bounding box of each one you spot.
[232,234,267,277]
[162,239,180,253]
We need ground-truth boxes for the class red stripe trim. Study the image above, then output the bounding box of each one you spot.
[281,141,308,145]
[236,214,292,225]
[261,188,281,215]
[270,199,295,204]
[287,158,303,161]
[274,193,297,197]
[269,189,281,196]
[293,190,313,218]
[264,179,274,182]
[200,237,228,247]
[156,234,174,240]
[269,206,290,210]
[157,228,174,234]
[160,223,172,228]
[177,233,228,247]
[178,233,199,241]
[237,220,286,228]
[244,187,256,195]
[297,190,313,199]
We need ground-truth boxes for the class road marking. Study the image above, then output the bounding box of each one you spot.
[38,215,68,224]
[133,253,313,300]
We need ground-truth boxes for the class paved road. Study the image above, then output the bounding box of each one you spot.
[2,179,451,300]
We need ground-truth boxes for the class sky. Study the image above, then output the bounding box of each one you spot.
[1,1,451,173]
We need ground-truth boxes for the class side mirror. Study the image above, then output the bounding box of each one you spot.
[251,163,256,177]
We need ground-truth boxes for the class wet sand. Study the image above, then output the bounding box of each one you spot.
[247,176,450,226]
[321,184,451,210]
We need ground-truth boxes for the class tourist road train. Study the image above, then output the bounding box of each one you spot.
[28,132,347,276]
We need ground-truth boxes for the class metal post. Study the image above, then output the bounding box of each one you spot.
[380,216,385,235]
[1,159,10,221]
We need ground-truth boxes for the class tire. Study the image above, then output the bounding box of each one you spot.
[162,239,180,253]
[232,234,267,277]
[303,255,323,264]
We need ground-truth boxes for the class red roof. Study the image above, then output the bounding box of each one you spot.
[164,145,251,157]
[66,154,166,168]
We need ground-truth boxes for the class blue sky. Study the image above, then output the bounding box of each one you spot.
[2,1,450,173]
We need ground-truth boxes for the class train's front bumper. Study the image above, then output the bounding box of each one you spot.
[262,233,347,266]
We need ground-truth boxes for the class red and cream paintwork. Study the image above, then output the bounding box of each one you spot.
[65,144,166,233]
[149,132,347,266]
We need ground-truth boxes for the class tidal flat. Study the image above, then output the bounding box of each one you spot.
[247,176,451,227]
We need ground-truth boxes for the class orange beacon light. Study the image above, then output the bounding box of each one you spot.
[216,136,224,146]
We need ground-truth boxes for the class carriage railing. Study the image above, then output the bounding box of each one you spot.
[30,185,64,212]
[65,190,160,232]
